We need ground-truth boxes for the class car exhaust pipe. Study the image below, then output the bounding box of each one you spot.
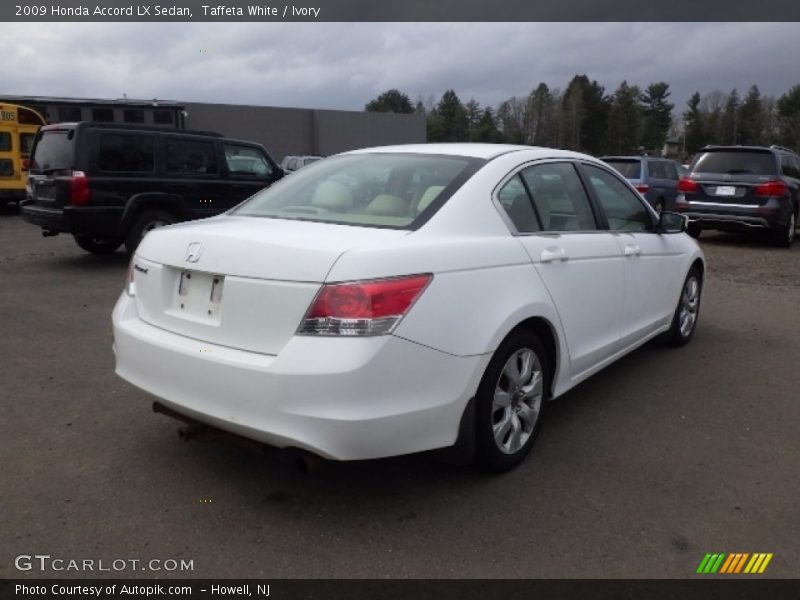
[177,423,210,441]
[289,448,325,473]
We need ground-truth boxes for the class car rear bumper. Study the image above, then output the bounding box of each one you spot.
[20,202,123,236]
[676,198,790,231]
[112,293,488,460]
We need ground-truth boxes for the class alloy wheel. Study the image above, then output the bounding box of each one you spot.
[679,276,700,338]
[492,348,544,454]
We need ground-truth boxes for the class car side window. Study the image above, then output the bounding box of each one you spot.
[582,164,654,233]
[98,134,154,173]
[224,144,273,177]
[519,162,597,231]
[165,139,218,175]
[648,160,666,179]
[497,175,540,233]
[664,161,679,180]
[781,155,800,179]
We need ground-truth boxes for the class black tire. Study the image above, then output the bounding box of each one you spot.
[769,209,796,248]
[475,329,550,472]
[686,223,702,239]
[125,210,177,254]
[654,199,665,214]
[72,234,122,255]
[664,266,702,347]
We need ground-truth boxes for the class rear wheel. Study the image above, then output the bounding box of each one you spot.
[72,234,122,255]
[125,210,177,254]
[770,210,796,248]
[687,223,702,239]
[654,198,665,214]
[475,330,549,471]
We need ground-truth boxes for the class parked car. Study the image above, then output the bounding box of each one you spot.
[20,122,282,254]
[675,145,800,247]
[601,155,683,213]
[113,144,704,471]
[280,155,322,173]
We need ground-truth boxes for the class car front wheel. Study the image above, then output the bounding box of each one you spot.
[664,267,702,346]
[475,330,549,471]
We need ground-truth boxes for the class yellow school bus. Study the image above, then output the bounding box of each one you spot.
[0,103,47,206]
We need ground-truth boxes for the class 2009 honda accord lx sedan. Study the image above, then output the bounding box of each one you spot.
[112,144,705,471]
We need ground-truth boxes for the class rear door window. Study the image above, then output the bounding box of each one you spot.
[780,155,800,179]
[98,133,154,172]
[519,162,597,231]
[166,139,218,175]
[648,161,667,179]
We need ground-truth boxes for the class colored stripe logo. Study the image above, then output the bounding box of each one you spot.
[696,553,773,574]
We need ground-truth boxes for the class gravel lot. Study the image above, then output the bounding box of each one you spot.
[1,212,798,578]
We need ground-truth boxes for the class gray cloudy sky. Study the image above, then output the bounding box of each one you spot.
[2,22,799,112]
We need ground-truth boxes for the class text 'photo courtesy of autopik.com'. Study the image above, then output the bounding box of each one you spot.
[1,0,799,599]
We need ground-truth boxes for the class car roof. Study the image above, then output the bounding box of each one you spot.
[344,143,590,161]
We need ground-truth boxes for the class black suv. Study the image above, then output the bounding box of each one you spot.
[21,122,283,254]
[676,145,800,247]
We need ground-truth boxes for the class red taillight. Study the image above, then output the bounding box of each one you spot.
[634,184,649,194]
[69,171,90,206]
[677,178,699,193]
[753,180,787,197]
[299,274,432,336]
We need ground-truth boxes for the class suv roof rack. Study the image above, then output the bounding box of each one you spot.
[45,121,224,137]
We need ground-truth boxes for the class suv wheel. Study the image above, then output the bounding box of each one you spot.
[125,210,177,254]
[654,199,665,214]
[475,330,549,471]
[771,209,796,248]
[72,234,122,255]
[686,224,702,239]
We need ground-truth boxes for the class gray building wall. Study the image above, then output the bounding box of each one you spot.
[183,102,425,163]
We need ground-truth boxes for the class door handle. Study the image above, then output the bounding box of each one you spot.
[624,243,641,256]
[540,247,568,263]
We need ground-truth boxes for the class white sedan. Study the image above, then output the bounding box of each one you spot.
[112,144,704,471]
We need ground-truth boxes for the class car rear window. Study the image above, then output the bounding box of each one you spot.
[233,153,482,229]
[692,151,777,175]
[31,129,76,172]
[603,160,641,179]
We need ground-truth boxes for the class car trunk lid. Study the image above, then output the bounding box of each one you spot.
[131,216,409,355]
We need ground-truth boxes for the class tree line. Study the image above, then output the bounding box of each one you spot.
[365,77,800,160]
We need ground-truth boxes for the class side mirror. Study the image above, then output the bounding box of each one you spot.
[658,211,687,234]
